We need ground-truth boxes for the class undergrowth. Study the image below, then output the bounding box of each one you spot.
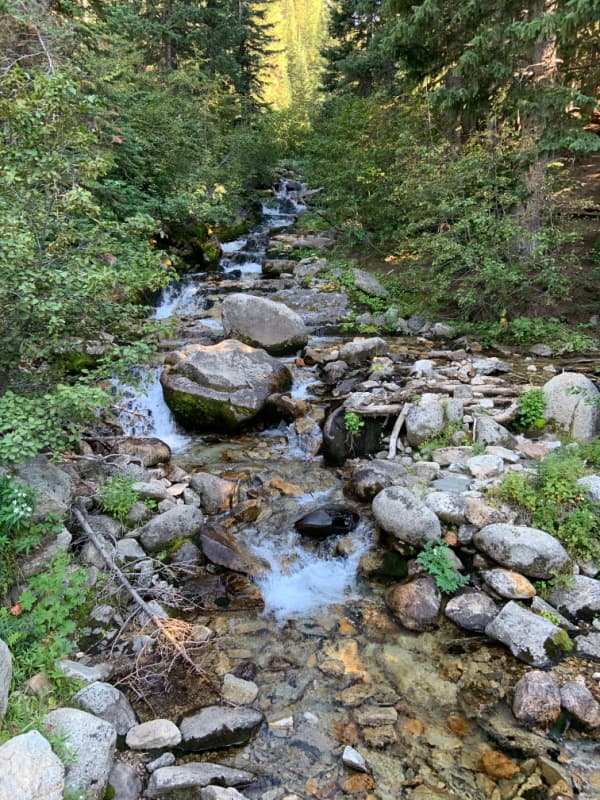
[416,540,469,594]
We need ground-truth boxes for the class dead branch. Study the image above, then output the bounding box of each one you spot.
[387,403,411,460]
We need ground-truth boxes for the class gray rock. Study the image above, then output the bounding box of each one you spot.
[411,461,440,483]
[481,569,536,599]
[110,437,171,468]
[222,294,308,355]
[548,575,600,622]
[136,505,204,553]
[542,372,600,440]
[20,527,72,579]
[342,745,369,773]
[531,596,578,632]
[179,706,263,751]
[171,540,202,567]
[262,258,296,277]
[0,730,64,800]
[445,591,498,632]
[294,256,327,279]
[351,268,388,299]
[146,753,176,772]
[108,761,142,800]
[405,403,445,447]
[578,475,600,503]
[372,486,441,547]
[14,455,74,520]
[484,601,562,667]
[560,680,600,729]
[512,671,561,729]
[529,343,553,357]
[146,763,255,798]
[81,531,115,570]
[575,632,600,661]
[431,322,454,339]
[189,472,238,514]
[474,416,515,447]
[0,638,12,718]
[73,681,137,736]
[126,500,152,526]
[125,719,181,750]
[57,659,105,684]
[201,788,249,800]
[222,674,258,705]
[473,524,571,579]
[425,491,467,525]
[161,340,292,431]
[386,575,441,631]
[132,481,168,502]
[44,707,116,800]
[467,454,504,479]
[473,357,510,374]
[431,446,473,466]
[116,538,146,562]
[346,459,407,502]
[338,337,386,365]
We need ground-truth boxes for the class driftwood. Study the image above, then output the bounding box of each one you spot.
[387,403,411,460]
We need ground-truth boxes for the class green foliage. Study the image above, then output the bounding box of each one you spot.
[98,475,139,522]
[415,540,469,594]
[419,422,466,460]
[457,317,598,352]
[515,389,547,432]
[553,628,574,654]
[344,411,365,437]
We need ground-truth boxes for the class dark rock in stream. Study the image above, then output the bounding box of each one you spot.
[386,575,442,631]
[345,459,407,502]
[199,523,268,575]
[512,671,561,730]
[179,706,263,751]
[110,437,171,467]
[322,406,382,466]
[183,571,264,611]
[295,506,359,539]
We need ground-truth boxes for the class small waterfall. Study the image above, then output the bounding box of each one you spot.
[153,275,205,319]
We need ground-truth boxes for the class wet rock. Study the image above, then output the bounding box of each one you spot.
[179,706,263,751]
[199,524,265,575]
[481,569,536,599]
[0,638,12,718]
[136,505,205,553]
[322,406,381,466]
[575,632,600,660]
[13,455,74,521]
[338,337,386,365]
[125,719,182,750]
[387,575,441,631]
[222,674,258,705]
[146,763,255,799]
[405,403,445,447]
[108,762,142,800]
[481,749,519,779]
[512,670,561,729]
[183,570,264,611]
[373,486,441,547]
[0,730,64,800]
[44,707,116,800]
[425,491,467,525]
[361,725,397,747]
[473,357,510,374]
[190,472,238,514]
[548,575,600,622]
[222,294,308,355]
[351,268,388,299]
[295,506,359,539]
[342,745,369,773]
[560,680,600,729]
[111,437,171,467]
[341,773,377,793]
[484,601,562,667]
[73,681,137,736]
[444,591,498,632]
[467,454,504,479]
[542,372,599,439]
[161,340,292,432]
[474,416,515,447]
[473,524,571,579]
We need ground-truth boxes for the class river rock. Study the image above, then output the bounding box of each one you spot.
[125,719,182,750]
[222,674,258,705]
[431,446,473,466]
[294,256,327,279]
[373,486,441,547]
[342,745,370,773]
[0,730,64,800]
[481,569,536,599]
[473,357,510,374]
[473,524,571,579]
[322,406,381,466]
[108,761,143,800]
[338,337,386,365]
[161,340,292,431]
[201,789,249,800]
[111,437,171,467]
[386,575,441,631]
[44,707,116,800]
[190,472,238,514]
[147,763,255,798]
[262,258,296,276]
[445,591,498,632]
[72,681,137,736]
[425,491,467,525]
[474,416,515,447]
[512,671,561,729]
[179,706,263,751]
[200,524,265,575]
[221,294,308,355]
[20,526,72,579]
[578,475,600,503]
[14,455,73,520]
[560,680,600,729]
[484,601,562,667]
[0,638,12,718]
[467,454,504,479]
[346,460,407,501]
[575,632,600,660]
[116,537,146,562]
[542,372,600,439]
[405,403,445,447]
[548,575,600,622]
[351,268,388,298]
[295,506,359,539]
[136,505,205,553]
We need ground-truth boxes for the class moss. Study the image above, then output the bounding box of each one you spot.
[162,384,253,432]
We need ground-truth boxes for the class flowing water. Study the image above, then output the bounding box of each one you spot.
[116,182,600,799]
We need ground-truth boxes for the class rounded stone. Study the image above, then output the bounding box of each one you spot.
[473,524,571,579]
[373,486,441,548]
[386,575,441,631]
[445,591,498,632]
[0,730,64,800]
[542,372,599,439]
[512,670,561,729]
[125,719,182,750]
[560,680,600,729]
[222,293,308,355]
[73,681,137,736]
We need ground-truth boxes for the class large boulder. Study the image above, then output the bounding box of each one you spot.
[13,455,74,521]
[160,340,292,431]
[0,730,64,800]
[542,372,600,439]
[136,505,205,553]
[0,638,12,718]
[221,294,308,355]
[473,524,571,579]
[372,486,441,547]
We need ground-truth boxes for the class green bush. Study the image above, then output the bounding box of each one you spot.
[98,475,140,523]
[515,389,546,432]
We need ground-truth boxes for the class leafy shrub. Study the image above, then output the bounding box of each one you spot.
[98,475,139,522]
[515,388,546,432]
[416,540,469,594]
[344,411,365,437]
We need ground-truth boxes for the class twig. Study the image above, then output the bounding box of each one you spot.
[387,403,411,460]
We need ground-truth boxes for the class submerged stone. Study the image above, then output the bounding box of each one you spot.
[295,507,359,539]
[179,706,263,751]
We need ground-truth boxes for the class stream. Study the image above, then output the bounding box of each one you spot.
[114,183,600,800]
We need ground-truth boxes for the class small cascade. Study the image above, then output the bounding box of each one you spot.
[153,275,205,319]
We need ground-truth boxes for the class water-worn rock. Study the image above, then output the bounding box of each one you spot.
[201,788,249,800]
[0,638,12,718]
[179,706,263,751]
[473,357,510,374]
[295,506,358,539]
[431,446,473,467]
[161,340,292,431]
[373,486,441,547]
[125,719,182,750]
[73,681,137,736]
[474,416,515,447]
[190,472,238,514]
[222,674,258,705]
[136,505,205,553]
[560,680,600,729]
[484,601,562,667]
[221,294,308,355]
[0,730,64,800]
[200,524,265,575]
[473,524,571,579]
[146,764,255,798]
[575,632,600,661]
[108,762,143,800]
[542,372,599,439]
[512,671,561,729]
[445,591,498,632]
[111,437,171,467]
[346,460,407,502]
[386,575,441,631]
[481,569,536,599]
[44,707,116,800]
[425,491,467,525]
[14,455,74,520]
[405,403,445,447]
[262,258,296,277]
[467,454,504,479]
[338,337,386,365]
[548,575,600,622]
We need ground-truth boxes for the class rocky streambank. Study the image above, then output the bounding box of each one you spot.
[1,184,600,800]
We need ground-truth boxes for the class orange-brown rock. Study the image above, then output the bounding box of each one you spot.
[482,750,519,779]
[342,774,376,794]
[446,714,470,737]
